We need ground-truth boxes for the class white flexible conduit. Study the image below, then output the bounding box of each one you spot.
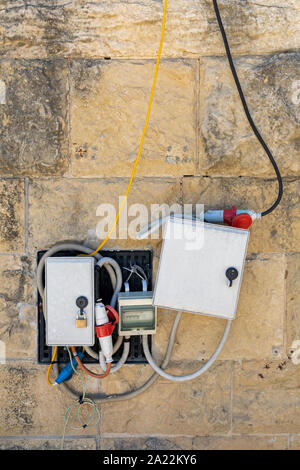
[142,319,232,382]
[85,335,124,360]
[99,339,130,374]
[55,311,183,402]
[96,257,123,307]
[36,242,125,367]
[37,242,102,305]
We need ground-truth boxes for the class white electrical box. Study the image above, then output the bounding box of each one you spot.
[45,257,95,346]
[153,217,249,320]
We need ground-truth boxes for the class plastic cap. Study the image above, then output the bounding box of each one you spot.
[232,213,253,229]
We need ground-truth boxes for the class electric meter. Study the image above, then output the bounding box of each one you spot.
[118,291,157,336]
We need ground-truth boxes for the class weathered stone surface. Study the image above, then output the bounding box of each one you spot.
[0,0,298,444]
[100,436,184,450]
[185,435,288,450]
[0,437,97,450]
[153,254,285,362]
[286,254,300,359]
[0,304,36,360]
[0,1,299,59]
[100,361,231,435]
[101,435,288,450]
[233,360,300,434]
[0,256,35,359]
[182,176,300,253]
[0,60,68,176]
[289,435,300,450]
[199,53,300,177]
[28,177,181,253]
[100,364,154,397]
[0,179,25,252]
[0,362,100,436]
[70,59,196,177]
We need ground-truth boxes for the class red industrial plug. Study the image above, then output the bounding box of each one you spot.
[95,302,119,364]
[205,206,254,229]
[224,206,253,229]
[95,305,119,339]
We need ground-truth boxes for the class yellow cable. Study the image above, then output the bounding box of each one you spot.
[47,346,57,386]
[87,0,168,257]
[48,3,168,386]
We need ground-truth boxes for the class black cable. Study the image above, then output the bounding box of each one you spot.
[213,0,283,217]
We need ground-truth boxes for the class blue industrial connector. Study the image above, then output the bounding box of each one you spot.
[55,351,85,385]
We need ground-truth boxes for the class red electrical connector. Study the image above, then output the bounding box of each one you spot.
[94,302,119,364]
[232,212,253,229]
[205,206,255,229]
[223,206,253,229]
[95,305,119,338]
[224,206,238,226]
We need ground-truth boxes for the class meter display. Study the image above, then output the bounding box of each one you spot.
[118,291,156,336]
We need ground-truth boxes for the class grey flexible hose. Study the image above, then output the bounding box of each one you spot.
[96,257,123,308]
[55,311,183,402]
[85,256,124,361]
[85,335,124,361]
[37,242,101,302]
[142,320,232,382]
[99,339,130,374]
[37,242,124,371]
[37,243,122,347]
[37,243,117,325]
[83,346,98,360]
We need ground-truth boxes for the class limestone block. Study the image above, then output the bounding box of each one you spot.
[199,53,300,177]
[289,435,300,450]
[0,60,68,176]
[286,254,300,360]
[101,434,288,450]
[28,177,181,253]
[0,179,25,253]
[0,437,97,450]
[70,60,196,177]
[0,1,299,59]
[0,256,35,359]
[233,360,300,434]
[0,361,100,436]
[100,361,231,435]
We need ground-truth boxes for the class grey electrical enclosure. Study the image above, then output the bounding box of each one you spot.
[153,218,249,320]
[45,257,95,346]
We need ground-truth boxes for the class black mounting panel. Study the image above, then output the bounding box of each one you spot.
[37,249,153,364]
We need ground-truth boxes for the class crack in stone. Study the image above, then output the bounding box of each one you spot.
[246,2,289,10]
[0,2,72,13]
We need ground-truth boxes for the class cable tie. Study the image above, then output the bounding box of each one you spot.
[78,395,84,404]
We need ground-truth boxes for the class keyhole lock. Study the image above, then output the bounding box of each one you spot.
[76,296,88,310]
[75,296,88,328]
[225,267,239,287]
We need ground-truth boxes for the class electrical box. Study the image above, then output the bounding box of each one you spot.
[153,217,249,320]
[45,257,95,346]
[118,291,157,336]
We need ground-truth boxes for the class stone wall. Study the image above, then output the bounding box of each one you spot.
[0,0,299,450]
